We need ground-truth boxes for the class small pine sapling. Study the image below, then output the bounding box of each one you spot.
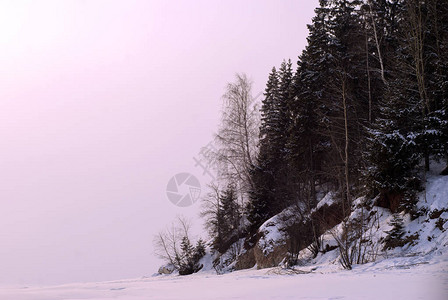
[383,213,406,250]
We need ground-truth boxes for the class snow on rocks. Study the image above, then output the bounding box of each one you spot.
[252,208,300,268]
[257,214,288,256]
[158,264,175,275]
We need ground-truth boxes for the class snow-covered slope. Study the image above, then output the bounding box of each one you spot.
[251,162,448,272]
[1,166,447,300]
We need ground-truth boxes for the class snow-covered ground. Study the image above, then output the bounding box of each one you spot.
[2,164,447,300]
[0,252,446,300]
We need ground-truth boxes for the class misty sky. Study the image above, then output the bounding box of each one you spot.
[0,0,319,285]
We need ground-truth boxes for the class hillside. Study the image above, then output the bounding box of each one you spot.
[196,162,448,275]
[1,167,446,299]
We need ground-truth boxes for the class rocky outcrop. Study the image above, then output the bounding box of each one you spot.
[235,248,256,270]
[310,192,344,231]
[377,191,402,213]
[250,209,294,269]
[238,193,343,270]
[253,242,288,269]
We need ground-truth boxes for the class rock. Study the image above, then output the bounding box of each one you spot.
[311,192,344,230]
[377,191,403,213]
[235,248,256,270]
[252,211,291,269]
[236,193,345,270]
[158,264,175,274]
[254,242,288,269]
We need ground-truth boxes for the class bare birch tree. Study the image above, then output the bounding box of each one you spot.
[203,73,260,201]
[154,216,192,269]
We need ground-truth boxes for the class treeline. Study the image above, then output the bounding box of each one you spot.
[154,0,448,274]
[248,0,448,229]
[202,0,448,260]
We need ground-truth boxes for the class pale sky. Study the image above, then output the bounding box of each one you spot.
[0,0,319,285]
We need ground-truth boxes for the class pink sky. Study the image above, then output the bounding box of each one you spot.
[0,0,318,285]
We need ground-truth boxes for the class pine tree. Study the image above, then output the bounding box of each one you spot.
[286,59,321,210]
[259,67,280,159]
[194,239,206,261]
[285,1,335,210]
[247,158,274,232]
[213,185,241,252]
[248,59,297,231]
[274,59,295,205]
[383,213,406,250]
[302,0,368,209]
[363,0,444,211]
[178,236,206,275]
[179,236,194,274]
[248,68,282,231]
[219,186,240,239]
[419,0,448,171]
[364,80,422,211]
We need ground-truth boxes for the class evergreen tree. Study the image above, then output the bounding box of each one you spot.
[219,186,240,240]
[259,67,280,158]
[213,185,241,252]
[419,0,448,171]
[365,23,423,208]
[363,0,448,210]
[285,1,335,210]
[193,239,206,264]
[286,59,322,210]
[203,184,242,254]
[296,0,368,209]
[247,68,282,230]
[248,60,296,230]
[383,213,406,250]
[274,59,295,205]
[178,236,205,275]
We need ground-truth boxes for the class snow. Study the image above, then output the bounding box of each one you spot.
[258,221,285,255]
[0,255,446,300]
[1,164,447,299]
[426,175,448,211]
[257,208,296,255]
[316,192,336,210]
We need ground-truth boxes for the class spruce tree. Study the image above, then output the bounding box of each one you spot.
[383,213,406,250]
[247,68,280,231]
[248,60,296,230]
[215,185,241,252]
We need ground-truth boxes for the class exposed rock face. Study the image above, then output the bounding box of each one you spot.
[377,191,402,213]
[253,242,288,269]
[311,193,344,231]
[237,192,344,270]
[158,264,175,274]
[250,209,295,269]
[235,248,256,270]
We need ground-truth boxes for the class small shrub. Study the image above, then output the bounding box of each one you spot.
[429,209,447,219]
[435,218,447,231]
[404,232,419,247]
